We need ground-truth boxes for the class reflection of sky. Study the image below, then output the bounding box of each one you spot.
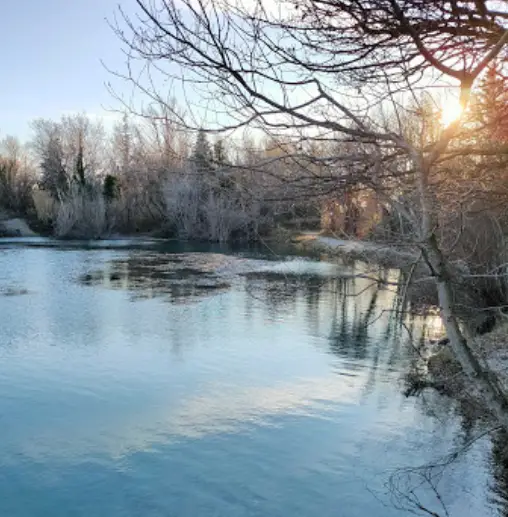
[2,376,364,462]
[0,246,488,517]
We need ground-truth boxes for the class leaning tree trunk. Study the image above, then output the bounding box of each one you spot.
[426,235,508,429]
[416,156,508,429]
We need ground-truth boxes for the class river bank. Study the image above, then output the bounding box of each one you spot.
[291,232,418,269]
[291,231,508,426]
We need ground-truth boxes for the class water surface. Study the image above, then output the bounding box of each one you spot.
[0,240,497,516]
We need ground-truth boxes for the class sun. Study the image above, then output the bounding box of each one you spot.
[440,100,463,126]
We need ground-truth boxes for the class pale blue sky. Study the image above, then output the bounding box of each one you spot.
[0,0,358,144]
[1,0,137,140]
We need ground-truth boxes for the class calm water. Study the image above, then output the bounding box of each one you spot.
[0,239,499,516]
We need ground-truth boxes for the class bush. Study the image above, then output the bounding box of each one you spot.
[32,189,57,224]
[162,173,269,242]
[54,184,109,239]
[103,175,120,201]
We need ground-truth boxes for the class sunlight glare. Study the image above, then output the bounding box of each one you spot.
[440,101,463,126]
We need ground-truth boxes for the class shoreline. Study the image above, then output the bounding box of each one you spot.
[290,232,508,423]
[291,232,419,269]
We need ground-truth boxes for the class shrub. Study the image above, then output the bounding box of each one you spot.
[103,175,120,201]
[162,172,269,242]
[54,184,109,239]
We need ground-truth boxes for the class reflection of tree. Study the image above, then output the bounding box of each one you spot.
[388,424,504,517]
[243,271,330,322]
[80,252,230,304]
[328,277,406,367]
[243,266,424,375]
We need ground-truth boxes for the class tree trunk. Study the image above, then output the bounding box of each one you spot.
[425,236,508,428]
[415,148,508,429]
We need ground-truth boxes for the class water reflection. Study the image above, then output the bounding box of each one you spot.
[80,250,443,379]
[241,263,440,361]
[0,286,31,296]
[3,376,364,462]
[0,244,501,517]
[79,252,231,303]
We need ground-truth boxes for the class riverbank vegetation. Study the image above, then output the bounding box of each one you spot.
[0,113,322,240]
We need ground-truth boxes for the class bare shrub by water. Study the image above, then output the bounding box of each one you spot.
[54,184,110,239]
[163,173,266,242]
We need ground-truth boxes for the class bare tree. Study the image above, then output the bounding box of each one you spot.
[0,136,36,215]
[111,0,508,427]
[32,114,107,197]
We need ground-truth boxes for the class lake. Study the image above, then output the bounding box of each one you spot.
[0,239,500,516]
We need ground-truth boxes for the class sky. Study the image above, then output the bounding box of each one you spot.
[1,0,138,140]
[0,1,462,145]
[0,0,285,150]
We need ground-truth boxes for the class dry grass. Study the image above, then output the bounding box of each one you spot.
[32,189,57,223]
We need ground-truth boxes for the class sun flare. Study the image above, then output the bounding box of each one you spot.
[440,101,463,126]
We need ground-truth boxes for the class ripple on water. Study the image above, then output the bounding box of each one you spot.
[0,242,498,517]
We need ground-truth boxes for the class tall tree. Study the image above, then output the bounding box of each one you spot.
[113,113,133,174]
[74,130,86,186]
[213,138,227,165]
[191,129,212,173]
[40,134,68,198]
[32,115,106,196]
[473,62,508,143]
[0,136,36,214]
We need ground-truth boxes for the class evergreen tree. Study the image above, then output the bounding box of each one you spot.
[191,129,212,173]
[74,131,86,186]
[213,138,227,165]
[103,175,120,201]
[473,63,508,143]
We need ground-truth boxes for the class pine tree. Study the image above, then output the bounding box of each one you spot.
[74,131,86,186]
[103,175,120,201]
[191,129,212,173]
[213,138,227,165]
[473,63,508,143]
